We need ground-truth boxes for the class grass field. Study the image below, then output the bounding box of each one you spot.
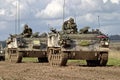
[107,50,120,66]
[22,58,38,62]
[22,50,120,66]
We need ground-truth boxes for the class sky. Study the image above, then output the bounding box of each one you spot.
[0,0,120,40]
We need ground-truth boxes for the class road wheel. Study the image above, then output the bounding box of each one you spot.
[86,60,99,66]
[1,56,5,61]
[38,57,48,63]
[99,53,108,66]
[0,57,1,61]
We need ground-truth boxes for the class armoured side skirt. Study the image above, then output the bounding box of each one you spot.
[0,54,5,57]
[67,51,106,60]
[7,48,47,58]
[21,51,47,57]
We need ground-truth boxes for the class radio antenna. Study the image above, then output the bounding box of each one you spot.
[98,16,101,28]
[18,0,20,33]
[15,0,20,34]
[63,0,65,23]
[15,0,17,34]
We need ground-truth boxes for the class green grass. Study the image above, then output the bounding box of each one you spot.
[108,50,120,66]
[68,60,86,65]
[22,58,38,62]
[107,58,120,66]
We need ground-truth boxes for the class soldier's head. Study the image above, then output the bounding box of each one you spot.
[69,18,74,23]
[64,21,68,25]
[24,24,29,29]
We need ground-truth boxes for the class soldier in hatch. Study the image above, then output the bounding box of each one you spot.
[62,18,77,34]
[68,18,78,33]
[62,20,68,31]
[21,24,32,37]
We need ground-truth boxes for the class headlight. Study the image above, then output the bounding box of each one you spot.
[0,51,3,53]
[100,41,109,48]
[105,42,109,45]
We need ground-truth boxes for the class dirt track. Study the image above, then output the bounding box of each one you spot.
[0,61,120,80]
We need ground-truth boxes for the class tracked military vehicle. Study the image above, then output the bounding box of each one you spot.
[48,18,109,66]
[5,33,48,63]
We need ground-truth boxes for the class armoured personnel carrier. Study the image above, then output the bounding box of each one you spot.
[5,33,48,63]
[47,18,109,66]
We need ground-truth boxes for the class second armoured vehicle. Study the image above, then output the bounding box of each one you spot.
[5,33,48,63]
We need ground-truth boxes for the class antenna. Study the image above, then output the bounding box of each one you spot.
[74,13,76,22]
[98,16,100,28]
[63,0,65,23]
[18,0,20,33]
[17,0,20,33]
[15,0,17,34]
[15,0,20,34]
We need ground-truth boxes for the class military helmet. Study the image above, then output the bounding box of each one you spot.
[69,18,74,23]
[24,24,28,28]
